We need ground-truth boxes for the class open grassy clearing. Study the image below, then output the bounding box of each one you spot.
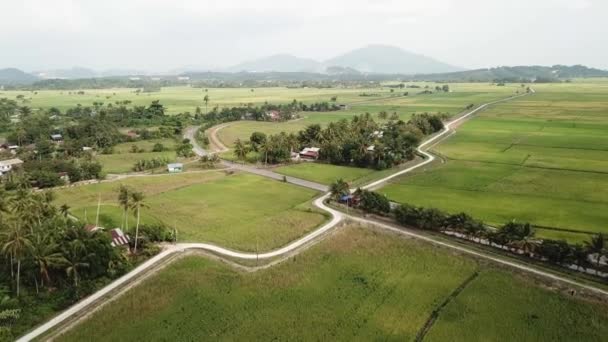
[1,83,518,115]
[54,172,326,251]
[273,162,376,185]
[57,226,608,341]
[381,81,608,240]
[426,270,608,341]
[96,138,179,173]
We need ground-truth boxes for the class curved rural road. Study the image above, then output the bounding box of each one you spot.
[23,87,608,342]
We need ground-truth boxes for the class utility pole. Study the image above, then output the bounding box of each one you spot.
[95,194,101,228]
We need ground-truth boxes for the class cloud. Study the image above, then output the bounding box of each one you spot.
[0,0,606,71]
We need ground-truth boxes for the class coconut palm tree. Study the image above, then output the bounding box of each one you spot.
[584,233,605,267]
[60,204,70,218]
[233,139,250,164]
[329,179,350,200]
[260,139,274,166]
[117,185,131,232]
[129,191,148,254]
[1,223,32,296]
[30,233,66,290]
[203,95,209,114]
[64,241,90,289]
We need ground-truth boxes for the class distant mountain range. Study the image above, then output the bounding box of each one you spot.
[225,45,463,74]
[0,68,39,85]
[2,44,608,86]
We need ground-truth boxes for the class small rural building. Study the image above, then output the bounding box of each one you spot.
[110,228,130,247]
[82,146,93,152]
[339,104,349,110]
[299,147,320,160]
[0,158,24,176]
[167,163,184,173]
[50,134,63,142]
[125,131,140,139]
[290,151,300,161]
[371,130,383,138]
[266,110,281,121]
[339,194,360,206]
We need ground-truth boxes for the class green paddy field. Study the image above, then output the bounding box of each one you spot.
[56,226,608,341]
[381,82,608,241]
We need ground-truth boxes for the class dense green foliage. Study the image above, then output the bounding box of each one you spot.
[0,187,131,339]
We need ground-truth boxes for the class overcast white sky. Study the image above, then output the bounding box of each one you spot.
[1,0,606,72]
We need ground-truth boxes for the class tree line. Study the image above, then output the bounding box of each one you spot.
[329,183,608,277]
[235,112,445,169]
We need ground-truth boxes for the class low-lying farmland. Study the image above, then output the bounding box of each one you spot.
[215,84,519,148]
[95,138,179,174]
[381,82,608,240]
[55,172,326,251]
[56,226,608,341]
[274,162,376,185]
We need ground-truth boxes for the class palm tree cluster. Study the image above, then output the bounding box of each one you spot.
[117,185,148,253]
[388,200,607,272]
[296,113,443,170]
[0,187,128,299]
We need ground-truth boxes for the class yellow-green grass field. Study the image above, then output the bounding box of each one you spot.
[55,172,326,251]
[274,162,376,185]
[57,226,608,341]
[381,81,608,241]
[1,83,519,115]
[215,84,520,148]
[95,138,179,173]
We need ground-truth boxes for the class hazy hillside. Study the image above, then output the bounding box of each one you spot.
[36,67,97,79]
[324,45,463,74]
[226,54,322,73]
[0,68,39,85]
[412,65,608,82]
[225,45,462,74]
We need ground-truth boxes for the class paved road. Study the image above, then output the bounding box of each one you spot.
[24,88,608,342]
[184,126,328,192]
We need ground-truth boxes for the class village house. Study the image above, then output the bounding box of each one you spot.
[0,158,24,176]
[50,134,63,142]
[299,147,320,160]
[167,163,183,173]
[266,110,281,121]
[110,228,131,247]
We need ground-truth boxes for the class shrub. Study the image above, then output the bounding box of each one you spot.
[357,189,391,214]
[152,143,165,152]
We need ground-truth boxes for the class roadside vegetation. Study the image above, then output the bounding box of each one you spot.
[332,183,608,279]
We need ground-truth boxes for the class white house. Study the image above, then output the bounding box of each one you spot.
[0,158,23,176]
[167,163,184,173]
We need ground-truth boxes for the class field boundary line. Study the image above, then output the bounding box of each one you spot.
[415,271,479,341]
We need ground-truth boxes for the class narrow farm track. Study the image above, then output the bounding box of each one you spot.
[23,87,608,342]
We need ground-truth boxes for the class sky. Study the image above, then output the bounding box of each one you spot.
[1,0,606,72]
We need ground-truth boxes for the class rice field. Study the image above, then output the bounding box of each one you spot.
[380,81,608,241]
[273,162,376,185]
[56,226,608,341]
